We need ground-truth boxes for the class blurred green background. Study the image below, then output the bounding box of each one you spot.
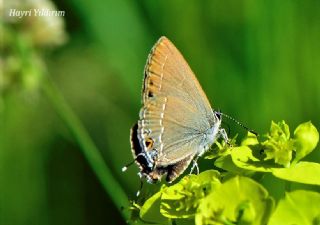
[1,0,319,224]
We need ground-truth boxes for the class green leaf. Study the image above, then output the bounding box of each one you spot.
[195,176,274,225]
[262,121,294,167]
[160,170,221,219]
[268,190,320,225]
[214,154,248,174]
[214,134,263,174]
[272,161,320,185]
[231,146,276,172]
[241,132,259,146]
[293,121,319,163]
[140,190,169,224]
[174,218,196,225]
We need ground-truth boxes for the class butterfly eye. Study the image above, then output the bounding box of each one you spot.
[145,138,154,149]
[215,111,221,120]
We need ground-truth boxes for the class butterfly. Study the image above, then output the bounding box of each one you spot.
[129,36,228,184]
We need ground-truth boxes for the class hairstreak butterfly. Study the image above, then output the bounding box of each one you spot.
[127,36,229,184]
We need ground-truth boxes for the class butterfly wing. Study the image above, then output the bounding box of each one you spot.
[138,37,217,168]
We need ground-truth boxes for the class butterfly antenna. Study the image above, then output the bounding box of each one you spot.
[219,112,258,136]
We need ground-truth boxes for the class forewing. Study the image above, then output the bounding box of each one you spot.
[139,37,215,166]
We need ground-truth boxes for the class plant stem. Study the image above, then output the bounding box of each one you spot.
[42,77,130,221]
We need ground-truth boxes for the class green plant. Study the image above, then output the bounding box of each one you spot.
[133,121,320,225]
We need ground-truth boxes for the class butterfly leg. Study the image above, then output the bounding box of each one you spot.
[219,128,231,146]
[189,157,200,175]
